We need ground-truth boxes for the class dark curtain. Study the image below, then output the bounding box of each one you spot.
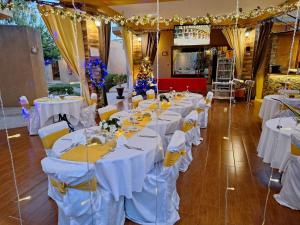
[252,20,273,78]
[146,32,160,64]
[98,22,111,106]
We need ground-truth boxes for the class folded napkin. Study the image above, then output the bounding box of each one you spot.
[60,140,116,163]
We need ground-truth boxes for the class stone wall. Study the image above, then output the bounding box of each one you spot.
[0,25,48,106]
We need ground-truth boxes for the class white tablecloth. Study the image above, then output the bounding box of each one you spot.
[139,99,194,117]
[34,96,83,127]
[52,127,163,201]
[111,110,182,148]
[259,95,300,124]
[257,117,297,171]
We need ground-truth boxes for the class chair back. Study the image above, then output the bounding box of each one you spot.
[146,89,155,100]
[132,95,143,108]
[19,96,30,119]
[205,91,213,105]
[38,121,69,152]
[98,105,118,121]
[90,93,97,105]
[291,130,300,156]
[182,110,198,145]
[163,130,186,168]
[41,157,97,217]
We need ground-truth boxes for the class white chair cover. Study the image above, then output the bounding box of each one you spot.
[38,121,69,157]
[41,157,125,225]
[125,130,186,225]
[41,157,101,225]
[132,95,143,108]
[274,130,300,210]
[19,96,40,135]
[98,105,118,121]
[179,110,199,172]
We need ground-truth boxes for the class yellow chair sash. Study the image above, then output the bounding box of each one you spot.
[132,100,142,108]
[90,99,97,105]
[41,128,69,149]
[182,121,196,132]
[60,140,117,163]
[291,144,300,156]
[161,101,171,110]
[163,149,186,167]
[206,98,212,105]
[196,107,205,113]
[50,177,97,195]
[147,93,155,100]
[99,109,118,121]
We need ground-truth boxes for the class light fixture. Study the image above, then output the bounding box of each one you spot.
[245,30,250,38]
[95,20,101,27]
[137,37,142,42]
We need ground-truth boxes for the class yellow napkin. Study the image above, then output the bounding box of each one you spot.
[60,141,116,163]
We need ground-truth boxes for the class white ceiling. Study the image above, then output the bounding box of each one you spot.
[111,0,285,18]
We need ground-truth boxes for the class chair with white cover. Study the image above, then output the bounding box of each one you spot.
[19,96,40,135]
[41,157,101,225]
[98,105,118,121]
[38,121,69,157]
[196,91,213,128]
[274,130,300,210]
[146,89,155,100]
[125,130,186,225]
[178,110,200,172]
[132,95,143,108]
[78,93,97,128]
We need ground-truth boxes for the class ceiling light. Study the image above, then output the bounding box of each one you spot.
[95,20,101,27]
[245,31,250,38]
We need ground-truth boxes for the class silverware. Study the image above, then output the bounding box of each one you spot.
[158,118,172,122]
[61,143,80,153]
[124,144,143,151]
[61,138,72,141]
[138,135,157,138]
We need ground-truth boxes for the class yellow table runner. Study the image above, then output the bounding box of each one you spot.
[60,140,116,163]
[122,113,153,139]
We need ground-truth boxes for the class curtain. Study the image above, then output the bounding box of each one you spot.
[121,27,134,89]
[222,28,246,78]
[145,32,159,64]
[38,5,91,104]
[252,20,273,78]
[98,21,111,65]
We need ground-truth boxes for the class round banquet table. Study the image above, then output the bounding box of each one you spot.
[259,95,300,125]
[110,110,182,148]
[52,127,163,201]
[161,92,203,106]
[34,96,83,128]
[257,117,297,171]
[138,99,194,117]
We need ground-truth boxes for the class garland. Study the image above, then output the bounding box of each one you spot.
[86,58,108,89]
[1,1,299,27]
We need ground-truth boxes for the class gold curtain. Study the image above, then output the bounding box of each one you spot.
[121,27,134,88]
[38,5,91,104]
[222,28,246,78]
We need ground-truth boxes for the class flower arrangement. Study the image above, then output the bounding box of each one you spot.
[99,118,121,133]
[86,58,108,89]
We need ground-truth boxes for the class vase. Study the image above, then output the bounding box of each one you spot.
[116,87,125,99]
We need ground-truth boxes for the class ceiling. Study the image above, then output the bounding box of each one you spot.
[111,0,286,18]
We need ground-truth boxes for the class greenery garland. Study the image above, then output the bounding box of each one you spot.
[0,1,299,27]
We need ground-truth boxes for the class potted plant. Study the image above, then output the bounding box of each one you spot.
[113,74,127,99]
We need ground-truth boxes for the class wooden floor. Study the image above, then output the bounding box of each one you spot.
[1,101,300,225]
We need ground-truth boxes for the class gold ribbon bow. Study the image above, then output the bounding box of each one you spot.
[161,101,171,110]
[206,98,212,105]
[196,107,205,113]
[133,100,142,108]
[182,121,196,132]
[41,128,69,149]
[147,93,155,100]
[291,144,300,156]
[50,177,97,195]
[163,149,186,167]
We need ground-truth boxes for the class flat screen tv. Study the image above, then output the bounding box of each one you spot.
[174,25,211,46]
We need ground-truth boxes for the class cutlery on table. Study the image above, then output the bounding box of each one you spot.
[124,144,143,151]
[61,143,80,153]
[138,134,157,138]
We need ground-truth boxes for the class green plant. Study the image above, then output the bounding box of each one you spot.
[113,74,127,86]
[48,84,74,95]
[104,73,127,91]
